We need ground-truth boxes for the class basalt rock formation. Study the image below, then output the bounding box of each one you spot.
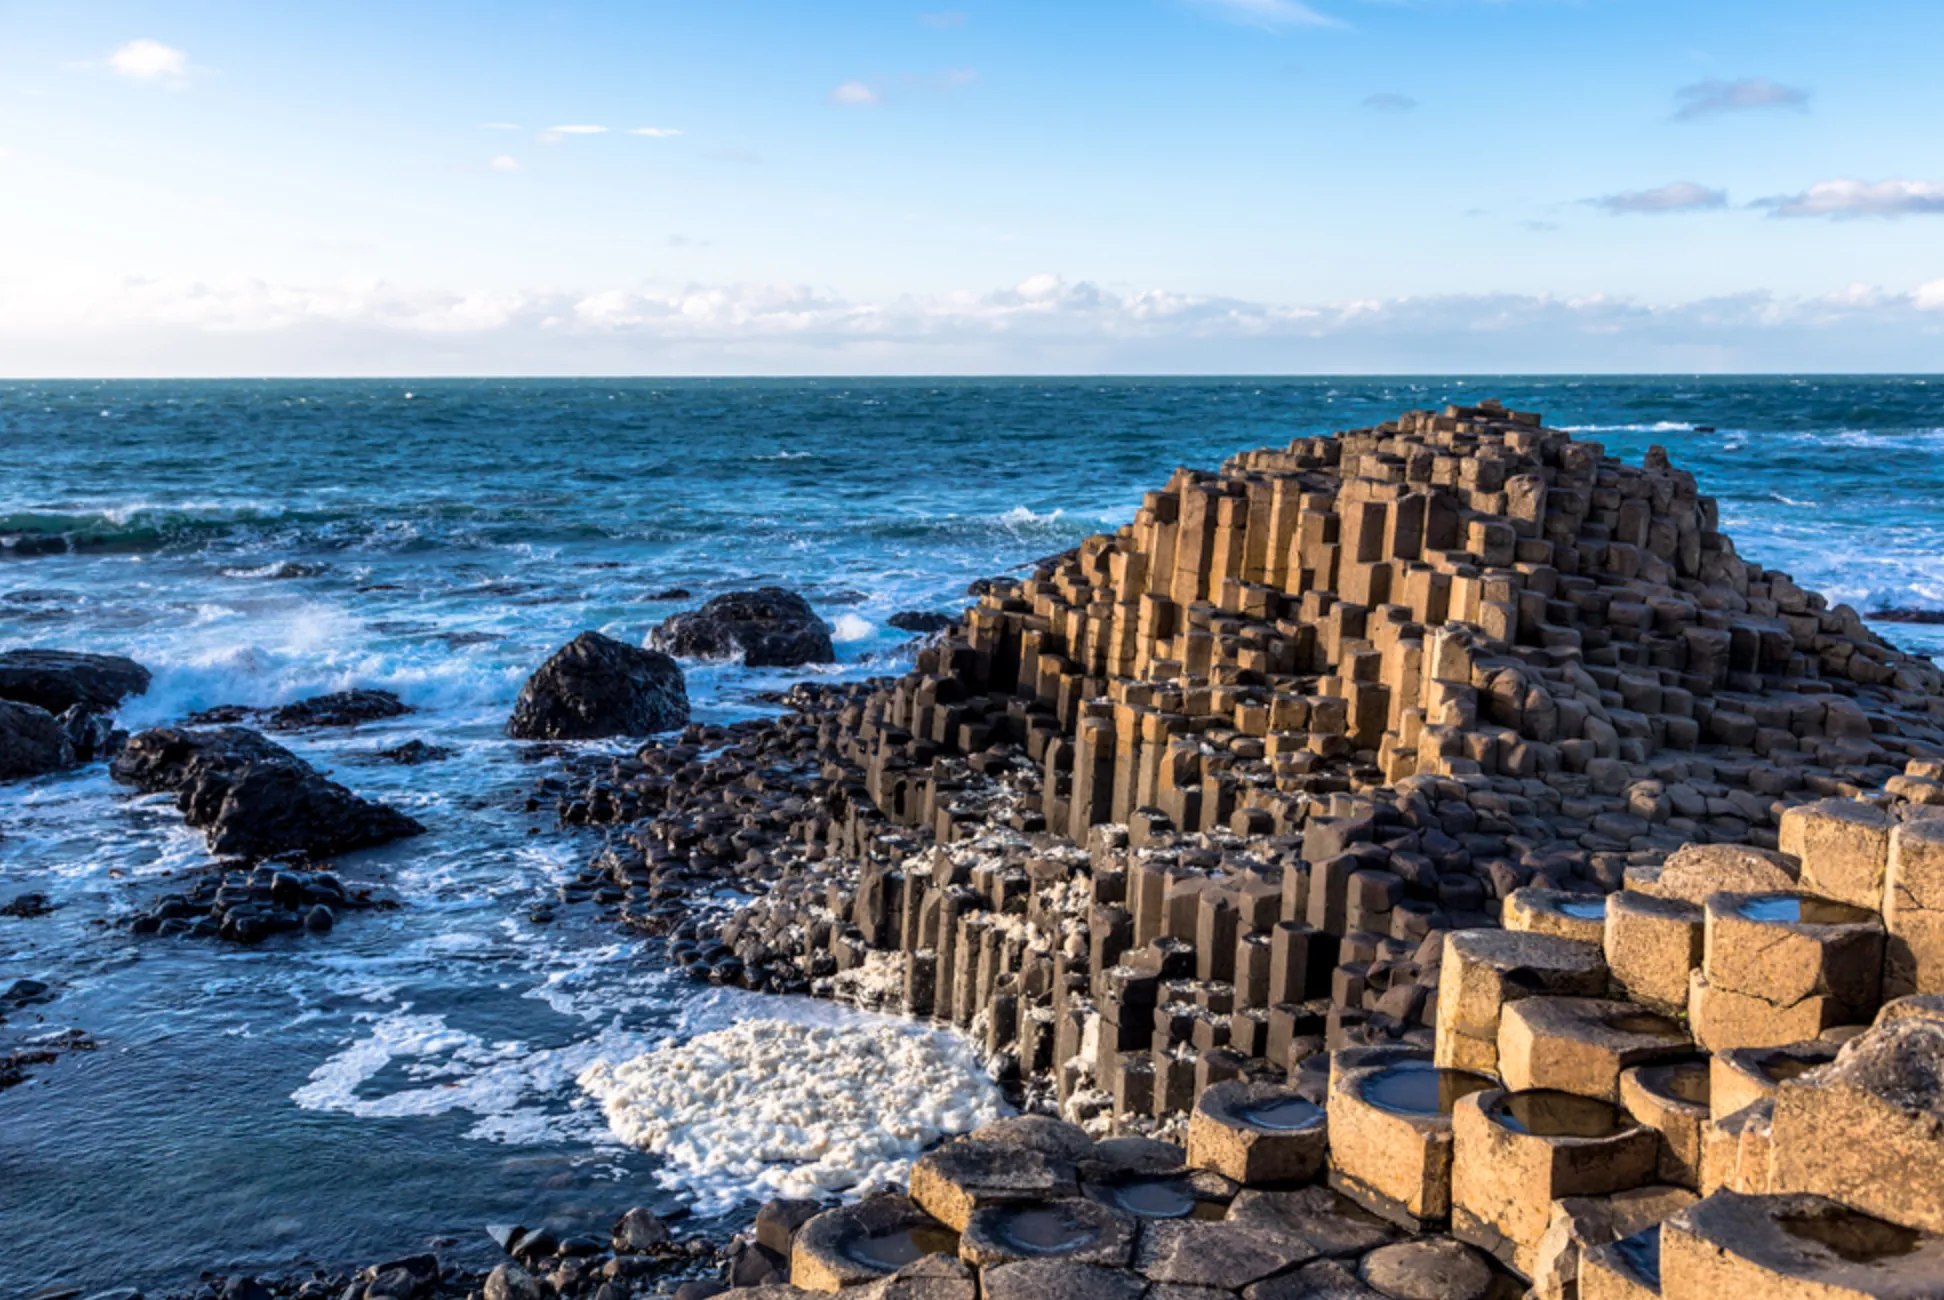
[0,647,152,715]
[651,588,836,668]
[543,402,1944,1297]
[112,726,425,859]
[508,631,690,740]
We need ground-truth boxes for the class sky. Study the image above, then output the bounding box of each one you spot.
[1,0,1941,376]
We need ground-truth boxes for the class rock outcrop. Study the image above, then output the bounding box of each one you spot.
[508,631,690,740]
[0,648,151,715]
[111,726,424,858]
[0,698,73,781]
[651,589,835,668]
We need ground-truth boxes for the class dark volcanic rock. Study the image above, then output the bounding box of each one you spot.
[267,688,412,730]
[0,698,73,781]
[0,648,151,715]
[508,632,690,740]
[111,726,425,859]
[365,739,455,765]
[1869,607,1944,624]
[650,589,835,668]
[889,611,954,635]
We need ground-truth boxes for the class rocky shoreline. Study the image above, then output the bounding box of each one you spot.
[8,400,1944,1299]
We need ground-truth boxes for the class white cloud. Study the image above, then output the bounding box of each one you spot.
[1192,0,1340,29]
[547,124,608,135]
[629,127,683,137]
[1675,78,1810,120]
[830,81,879,106]
[1759,179,1944,219]
[1916,280,1944,311]
[1592,181,1728,215]
[490,155,521,172]
[108,39,190,86]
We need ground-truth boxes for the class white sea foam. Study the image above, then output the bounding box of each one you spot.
[1556,421,1696,434]
[830,613,876,643]
[291,1007,655,1144]
[577,1016,1007,1212]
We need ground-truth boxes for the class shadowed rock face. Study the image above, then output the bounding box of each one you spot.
[111,726,425,859]
[507,631,690,740]
[0,649,151,715]
[267,689,412,730]
[0,698,72,781]
[651,588,835,668]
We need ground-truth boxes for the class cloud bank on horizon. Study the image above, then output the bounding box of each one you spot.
[1,0,1940,374]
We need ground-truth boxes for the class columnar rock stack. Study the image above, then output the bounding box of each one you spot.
[716,821,1944,1300]
[668,402,1943,1133]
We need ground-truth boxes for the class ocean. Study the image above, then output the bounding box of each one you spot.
[1,376,1940,1293]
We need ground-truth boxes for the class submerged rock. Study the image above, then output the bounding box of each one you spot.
[889,611,954,635]
[267,688,412,730]
[0,648,151,715]
[0,697,73,781]
[111,726,425,859]
[508,632,690,740]
[650,589,835,668]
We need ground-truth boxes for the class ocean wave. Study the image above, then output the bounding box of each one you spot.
[1555,421,1696,434]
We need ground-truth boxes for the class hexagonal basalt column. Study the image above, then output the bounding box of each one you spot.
[1326,1050,1496,1231]
[1186,1080,1328,1186]
[1769,1015,1944,1236]
[958,1199,1137,1269]
[1778,797,1895,913]
[1619,1058,1711,1190]
[1604,890,1704,1014]
[908,1139,1078,1233]
[1497,997,1691,1102]
[790,1195,961,1293]
[1660,1191,1944,1300]
[1690,892,1884,1052]
[1708,1041,1840,1121]
[1505,887,1609,947]
[1450,1089,1661,1278]
[1580,1225,1663,1300]
[1436,930,1608,1074]
[1885,817,1944,998]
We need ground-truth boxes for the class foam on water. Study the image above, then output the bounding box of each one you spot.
[578,1016,1008,1212]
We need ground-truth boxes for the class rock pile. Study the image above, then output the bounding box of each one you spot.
[0,647,151,780]
[111,726,424,859]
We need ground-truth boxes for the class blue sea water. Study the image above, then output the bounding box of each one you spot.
[0,376,1940,1293]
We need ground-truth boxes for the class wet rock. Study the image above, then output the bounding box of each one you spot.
[483,1264,542,1300]
[267,689,411,730]
[1357,1238,1492,1300]
[3,978,52,1005]
[1,891,54,918]
[888,612,954,635]
[365,740,455,766]
[219,1278,274,1300]
[58,705,122,762]
[979,1261,1146,1300]
[0,697,73,781]
[110,726,425,859]
[613,1206,673,1254]
[753,1199,824,1257]
[508,631,689,740]
[651,589,835,668]
[362,1254,438,1300]
[0,648,151,715]
[908,1140,1078,1231]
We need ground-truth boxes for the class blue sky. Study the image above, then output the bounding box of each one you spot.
[1,0,1941,374]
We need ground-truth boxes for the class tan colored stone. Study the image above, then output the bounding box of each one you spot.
[1709,1042,1840,1122]
[1661,1190,1944,1300]
[1688,970,1848,1055]
[1654,842,1800,907]
[1185,1081,1327,1186]
[1619,1060,1711,1190]
[1497,996,1690,1102]
[1703,891,1884,1016]
[1504,887,1608,946]
[1885,817,1944,998]
[1326,1052,1494,1228]
[1780,798,1895,913]
[1449,1089,1660,1278]
[1604,890,1704,1013]
[1769,1016,1944,1236]
[1529,1186,1696,1300]
[1435,930,1607,1072]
